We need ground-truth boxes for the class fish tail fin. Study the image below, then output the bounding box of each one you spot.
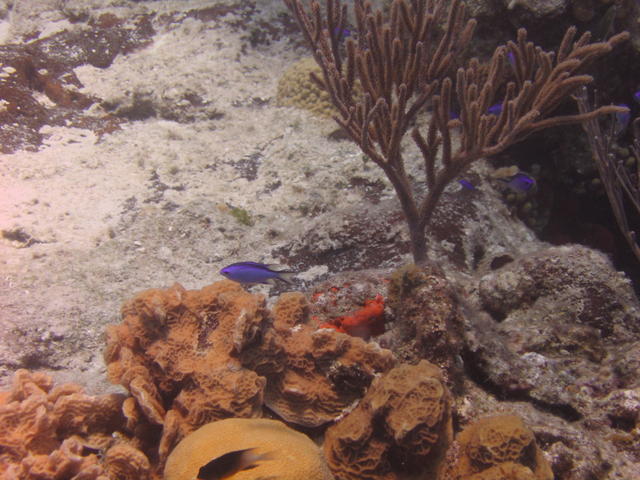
[266,264,289,272]
[276,271,296,284]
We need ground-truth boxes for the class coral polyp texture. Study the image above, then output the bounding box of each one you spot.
[0,369,150,480]
[104,281,268,462]
[382,263,465,386]
[323,360,453,480]
[276,57,336,117]
[443,415,553,480]
[164,418,334,480]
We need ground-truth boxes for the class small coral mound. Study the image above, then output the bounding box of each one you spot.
[164,417,334,480]
[0,369,150,480]
[323,360,452,479]
[276,57,336,117]
[443,415,553,480]
[382,263,464,385]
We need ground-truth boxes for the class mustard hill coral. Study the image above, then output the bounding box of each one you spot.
[323,360,453,480]
[0,369,150,480]
[442,414,553,480]
[276,57,336,117]
[164,418,334,480]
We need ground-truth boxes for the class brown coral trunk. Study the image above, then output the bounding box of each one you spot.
[408,221,428,264]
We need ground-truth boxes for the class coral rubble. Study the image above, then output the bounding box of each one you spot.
[164,418,334,480]
[324,360,453,480]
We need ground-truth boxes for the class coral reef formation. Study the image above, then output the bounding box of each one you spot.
[276,57,336,117]
[442,414,553,480]
[464,244,640,479]
[323,360,452,480]
[241,291,396,427]
[473,245,640,411]
[164,418,334,480]
[104,280,395,463]
[0,369,150,479]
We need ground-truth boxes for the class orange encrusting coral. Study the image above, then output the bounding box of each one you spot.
[318,294,385,339]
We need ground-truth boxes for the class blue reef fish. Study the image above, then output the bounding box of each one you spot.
[634,90,640,104]
[458,179,476,190]
[220,262,295,285]
[197,448,273,480]
[500,172,536,193]
[487,103,502,115]
[333,26,352,41]
[614,104,631,136]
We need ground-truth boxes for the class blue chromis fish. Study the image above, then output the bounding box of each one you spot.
[614,104,631,136]
[500,172,536,193]
[458,179,476,190]
[197,448,273,480]
[220,262,295,285]
[487,103,503,115]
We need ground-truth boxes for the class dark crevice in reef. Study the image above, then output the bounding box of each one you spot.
[461,347,583,423]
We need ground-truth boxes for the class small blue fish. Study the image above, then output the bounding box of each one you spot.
[614,104,631,136]
[220,262,295,285]
[500,172,536,193]
[634,90,640,105]
[507,51,516,67]
[333,26,352,41]
[458,179,476,190]
[487,103,502,115]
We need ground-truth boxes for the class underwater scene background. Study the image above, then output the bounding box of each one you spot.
[0,0,639,479]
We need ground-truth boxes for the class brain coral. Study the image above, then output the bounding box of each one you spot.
[443,415,553,480]
[104,281,268,462]
[164,417,334,480]
[276,57,336,117]
[323,360,452,480]
[0,369,150,480]
[240,291,396,427]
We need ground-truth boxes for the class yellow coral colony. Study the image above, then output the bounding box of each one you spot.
[164,417,334,480]
[276,57,337,117]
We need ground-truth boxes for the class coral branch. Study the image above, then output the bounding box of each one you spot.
[284,0,627,262]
